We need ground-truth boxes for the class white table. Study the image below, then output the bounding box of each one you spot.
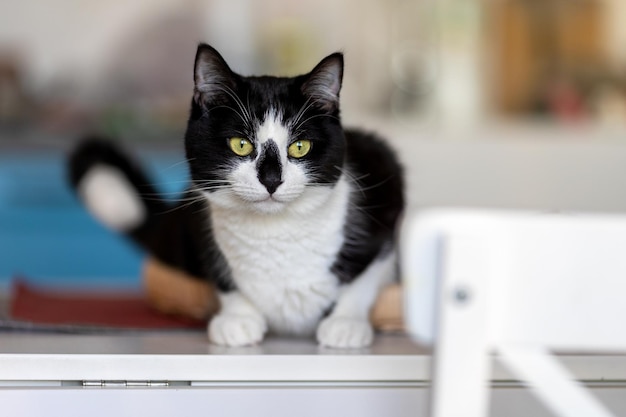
[1,332,626,416]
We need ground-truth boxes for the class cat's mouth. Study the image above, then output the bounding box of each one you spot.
[255,194,290,205]
[225,185,305,214]
[249,195,288,213]
[259,195,281,203]
[251,191,294,204]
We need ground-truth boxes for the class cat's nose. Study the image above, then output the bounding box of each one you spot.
[262,176,283,194]
[257,140,283,194]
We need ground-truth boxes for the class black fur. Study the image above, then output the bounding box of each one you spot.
[67,138,233,290]
[332,130,405,283]
[67,44,404,294]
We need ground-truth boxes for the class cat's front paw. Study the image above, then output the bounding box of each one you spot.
[316,317,374,348]
[208,314,267,347]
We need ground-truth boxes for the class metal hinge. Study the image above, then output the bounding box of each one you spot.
[82,380,170,388]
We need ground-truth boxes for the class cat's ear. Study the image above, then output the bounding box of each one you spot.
[193,44,237,105]
[301,53,344,112]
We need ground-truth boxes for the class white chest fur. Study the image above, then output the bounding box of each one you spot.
[209,178,351,335]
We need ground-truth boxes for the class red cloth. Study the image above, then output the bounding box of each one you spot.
[9,280,205,330]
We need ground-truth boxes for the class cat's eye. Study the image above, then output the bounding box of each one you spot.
[288,140,312,159]
[229,137,254,157]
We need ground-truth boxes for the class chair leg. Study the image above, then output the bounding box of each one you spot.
[499,345,614,417]
[431,235,492,417]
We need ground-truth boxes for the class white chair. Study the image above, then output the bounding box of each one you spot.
[401,209,626,417]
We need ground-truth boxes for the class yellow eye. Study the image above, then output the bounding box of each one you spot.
[288,140,312,158]
[229,137,254,157]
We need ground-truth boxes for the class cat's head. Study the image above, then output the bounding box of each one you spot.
[185,44,345,215]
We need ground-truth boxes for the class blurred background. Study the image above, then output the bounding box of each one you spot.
[2,0,626,288]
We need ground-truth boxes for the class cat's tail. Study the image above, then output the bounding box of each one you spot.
[67,137,208,276]
[68,137,166,235]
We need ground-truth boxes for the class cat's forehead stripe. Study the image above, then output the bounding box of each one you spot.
[256,110,290,147]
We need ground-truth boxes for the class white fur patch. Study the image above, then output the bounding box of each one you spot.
[317,317,373,349]
[209,292,268,347]
[78,164,146,231]
[208,176,352,336]
[317,251,396,348]
[256,111,290,147]
[202,109,393,346]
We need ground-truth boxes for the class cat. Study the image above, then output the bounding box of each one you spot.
[68,44,404,348]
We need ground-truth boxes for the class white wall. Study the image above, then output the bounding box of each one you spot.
[0,1,191,90]
[0,0,393,107]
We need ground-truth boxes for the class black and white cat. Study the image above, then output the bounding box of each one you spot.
[69,44,404,348]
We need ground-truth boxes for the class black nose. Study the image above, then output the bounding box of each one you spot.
[257,140,283,194]
[261,174,282,194]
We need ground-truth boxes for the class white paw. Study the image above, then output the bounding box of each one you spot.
[316,317,374,348]
[208,313,267,347]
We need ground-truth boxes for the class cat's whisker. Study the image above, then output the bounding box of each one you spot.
[195,187,234,195]
[190,179,236,193]
[191,179,235,186]
[312,113,340,124]
[151,190,209,214]
[215,84,253,126]
[194,179,236,185]
[210,104,249,126]
[354,176,394,193]
[290,96,315,128]
[349,202,390,211]
[292,101,339,132]
[201,82,251,126]
[334,165,395,195]
[336,169,397,232]
[345,201,393,232]
[333,166,368,198]
[303,182,333,188]
[139,191,189,197]
[342,172,372,183]
[142,196,192,203]
[139,187,228,203]
[162,197,200,203]
[161,158,194,171]
[246,91,256,128]
[193,183,233,191]
[334,166,376,186]
[146,179,193,186]
[223,84,253,122]
[136,182,192,193]
[194,185,234,191]
[156,199,203,216]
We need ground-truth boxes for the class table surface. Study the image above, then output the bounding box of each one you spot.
[1,332,626,384]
